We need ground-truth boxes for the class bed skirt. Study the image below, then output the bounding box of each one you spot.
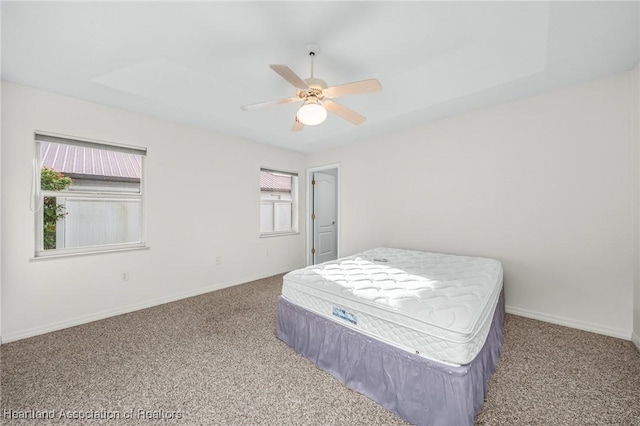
[275,290,505,426]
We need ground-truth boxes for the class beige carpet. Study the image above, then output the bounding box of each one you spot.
[1,274,639,425]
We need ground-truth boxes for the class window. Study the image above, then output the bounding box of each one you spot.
[260,169,298,236]
[34,133,147,257]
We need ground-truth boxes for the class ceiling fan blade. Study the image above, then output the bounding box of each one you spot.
[241,97,300,111]
[291,117,304,132]
[270,65,309,90]
[323,100,366,125]
[323,78,382,99]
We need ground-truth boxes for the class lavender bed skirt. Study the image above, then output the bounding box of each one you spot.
[276,290,505,426]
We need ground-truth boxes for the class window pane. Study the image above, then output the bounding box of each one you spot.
[274,202,292,232]
[40,141,142,193]
[260,171,292,193]
[260,203,274,233]
[260,169,296,235]
[43,196,64,250]
[44,197,140,250]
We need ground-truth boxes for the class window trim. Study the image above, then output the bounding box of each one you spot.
[259,168,299,237]
[33,131,148,258]
[30,245,150,262]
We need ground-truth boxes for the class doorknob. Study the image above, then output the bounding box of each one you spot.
[332,221,335,225]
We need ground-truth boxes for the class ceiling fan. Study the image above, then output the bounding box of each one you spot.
[241,44,382,132]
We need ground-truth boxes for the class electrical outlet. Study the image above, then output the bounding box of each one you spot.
[216,257,222,266]
[121,272,130,282]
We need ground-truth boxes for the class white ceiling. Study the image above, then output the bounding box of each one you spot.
[2,1,639,153]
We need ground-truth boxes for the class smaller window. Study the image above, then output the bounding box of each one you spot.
[260,169,298,236]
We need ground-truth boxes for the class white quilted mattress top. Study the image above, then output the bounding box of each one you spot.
[284,247,503,339]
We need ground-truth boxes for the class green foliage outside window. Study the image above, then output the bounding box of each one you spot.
[41,167,73,249]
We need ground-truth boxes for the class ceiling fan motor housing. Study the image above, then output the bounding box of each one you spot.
[304,77,328,90]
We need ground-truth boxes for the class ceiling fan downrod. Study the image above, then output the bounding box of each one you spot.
[309,51,315,79]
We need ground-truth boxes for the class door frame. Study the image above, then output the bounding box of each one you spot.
[306,163,340,266]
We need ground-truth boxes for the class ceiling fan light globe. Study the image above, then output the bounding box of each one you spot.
[297,103,327,126]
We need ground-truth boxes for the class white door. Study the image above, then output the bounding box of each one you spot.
[313,172,337,264]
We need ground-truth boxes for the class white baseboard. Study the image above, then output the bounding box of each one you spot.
[632,332,640,352]
[506,305,632,341]
[1,271,287,344]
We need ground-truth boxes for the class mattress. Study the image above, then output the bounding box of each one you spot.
[281,247,503,365]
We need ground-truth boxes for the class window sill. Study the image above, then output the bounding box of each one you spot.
[260,231,299,239]
[30,245,150,261]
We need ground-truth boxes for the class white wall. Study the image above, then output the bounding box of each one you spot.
[0,79,3,342]
[3,70,638,343]
[1,82,307,342]
[634,62,640,350]
[309,71,636,339]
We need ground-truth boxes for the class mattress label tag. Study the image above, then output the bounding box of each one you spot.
[332,307,358,325]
